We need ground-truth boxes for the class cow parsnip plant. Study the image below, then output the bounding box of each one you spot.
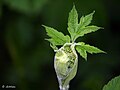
[43,5,105,90]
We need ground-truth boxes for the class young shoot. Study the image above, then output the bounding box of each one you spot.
[42,5,105,90]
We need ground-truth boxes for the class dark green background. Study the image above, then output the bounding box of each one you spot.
[0,0,120,90]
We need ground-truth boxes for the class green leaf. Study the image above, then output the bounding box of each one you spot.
[73,11,102,41]
[81,44,105,54]
[68,5,78,42]
[79,11,95,28]
[67,9,102,41]
[102,75,120,90]
[74,26,102,40]
[76,42,105,60]
[46,39,63,45]
[43,25,70,45]
[76,45,87,60]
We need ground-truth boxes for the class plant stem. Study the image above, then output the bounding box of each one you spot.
[59,85,69,90]
[60,88,69,90]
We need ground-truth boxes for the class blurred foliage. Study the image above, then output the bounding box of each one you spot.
[0,0,120,90]
[102,75,120,90]
[3,0,48,15]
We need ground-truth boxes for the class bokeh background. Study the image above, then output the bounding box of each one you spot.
[0,0,120,90]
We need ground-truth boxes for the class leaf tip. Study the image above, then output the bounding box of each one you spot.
[89,10,95,17]
[84,57,87,61]
[72,3,75,8]
[100,27,104,29]
[71,3,77,11]
[98,50,107,54]
[93,10,95,14]
[44,38,49,41]
[42,24,46,27]
[102,51,107,54]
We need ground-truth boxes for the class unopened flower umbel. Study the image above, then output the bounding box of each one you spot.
[54,43,78,90]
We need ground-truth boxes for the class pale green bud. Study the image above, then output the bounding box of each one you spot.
[54,43,78,90]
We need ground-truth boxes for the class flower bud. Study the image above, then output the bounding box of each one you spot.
[54,43,78,90]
